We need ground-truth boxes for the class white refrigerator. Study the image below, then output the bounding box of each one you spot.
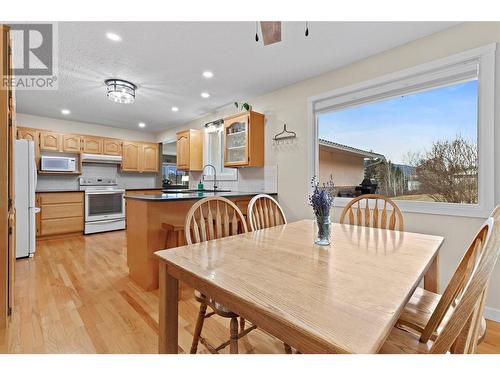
[15,139,39,258]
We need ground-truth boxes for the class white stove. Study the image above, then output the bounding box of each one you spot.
[79,177,125,234]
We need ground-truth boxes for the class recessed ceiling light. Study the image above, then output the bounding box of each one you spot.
[61,109,70,115]
[106,32,121,42]
[201,92,210,99]
[171,106,179,112]
[138,122,146,128]
[202,71,214,78]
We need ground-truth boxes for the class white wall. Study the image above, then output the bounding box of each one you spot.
[156,22,500,318]
[17,113,157,142]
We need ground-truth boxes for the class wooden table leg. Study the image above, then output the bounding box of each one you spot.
[159,262,179,354]
[424,254,439,293]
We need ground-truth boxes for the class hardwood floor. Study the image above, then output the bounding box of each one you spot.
[0,230,499,354]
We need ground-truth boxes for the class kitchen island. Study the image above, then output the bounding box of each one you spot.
[125,191,276,290]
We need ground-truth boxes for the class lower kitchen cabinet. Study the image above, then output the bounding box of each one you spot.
[125,189,162,196]
[36,192,84,238]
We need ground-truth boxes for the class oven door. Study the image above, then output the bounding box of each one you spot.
[85,191,125,222]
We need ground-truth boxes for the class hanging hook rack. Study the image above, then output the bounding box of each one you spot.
[273,124,297,142]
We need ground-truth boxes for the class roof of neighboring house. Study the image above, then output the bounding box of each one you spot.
[319,139,385,160]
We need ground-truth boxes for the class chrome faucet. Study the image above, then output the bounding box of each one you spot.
[201,164,218,190]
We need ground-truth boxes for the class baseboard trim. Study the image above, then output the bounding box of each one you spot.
[484,306,500,322]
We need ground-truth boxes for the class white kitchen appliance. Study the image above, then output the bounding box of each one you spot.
[41,155,77,172]
[80,177,125,234]
[14,140,40,258]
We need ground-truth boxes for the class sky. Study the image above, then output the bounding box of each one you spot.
[318,80,478,164]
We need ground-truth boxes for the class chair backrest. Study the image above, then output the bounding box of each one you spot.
[184,196,248,245]
[420,212,492,343]
[247,194,287,231]
[339,194,404,231]
[430,206,500,354]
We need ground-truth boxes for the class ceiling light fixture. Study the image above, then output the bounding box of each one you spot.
[138,122,146,128]
[105,79,137,104]
[61,109,71,115]
[106,32,122,42]
[171,106,179,112]
[201,92,210,99]
[202,71,214,78]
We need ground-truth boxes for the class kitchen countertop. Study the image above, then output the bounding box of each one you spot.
[125,191,276,201]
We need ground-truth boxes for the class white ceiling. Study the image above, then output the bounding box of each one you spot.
[16,22,458,133]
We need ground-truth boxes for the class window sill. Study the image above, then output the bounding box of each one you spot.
[333,197,492,219]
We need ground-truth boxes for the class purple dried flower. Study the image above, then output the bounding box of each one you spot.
[309,175,336,219]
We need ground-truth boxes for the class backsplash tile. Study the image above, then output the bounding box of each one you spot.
[188,165,277,193]
[36,163,158,191]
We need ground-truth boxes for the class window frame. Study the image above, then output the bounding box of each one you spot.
[307,44,496,218]
[203,128,238,181]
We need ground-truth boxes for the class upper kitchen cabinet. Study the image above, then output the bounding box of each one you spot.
[122,142,141,171]
[17,127,40,167]
[176,129,203,171]
[62,134,81,152]
[224,111,264,167]
[122,141,158,173]
[40,131,62,152]
[103,138,122,156]
[17,127,39,144]
[81,136,103,154]
[141,143,159,172]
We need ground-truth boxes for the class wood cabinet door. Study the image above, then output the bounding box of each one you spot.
[142,143,159,172]
[17,127,39,143]
[103,138,122,156]
[62,134,81,152]
[122,142,141,171]
[40,131,61,151]
[18,127,40,168]
[224,114,249,167]
[176,132,190,170]
[81,136,103,154]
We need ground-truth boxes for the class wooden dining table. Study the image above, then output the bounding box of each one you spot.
[155,219,444,354]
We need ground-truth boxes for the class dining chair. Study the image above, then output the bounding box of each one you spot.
[380,206,500,354]
[184,196,254,354]
[395,208,497,345]
[247,194,293,354]
[339,194,404,231]
[247,194,287,231]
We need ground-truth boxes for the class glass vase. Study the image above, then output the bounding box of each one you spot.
[315,215,331,246]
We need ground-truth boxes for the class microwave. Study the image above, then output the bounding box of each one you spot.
[41,155,77,172]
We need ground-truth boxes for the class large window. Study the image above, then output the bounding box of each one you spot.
[318,80,478,204]
[309,44,495,217]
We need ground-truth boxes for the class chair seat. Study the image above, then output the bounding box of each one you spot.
[398,287,486,342]
[194,289,238,318]
[379,327,433,354]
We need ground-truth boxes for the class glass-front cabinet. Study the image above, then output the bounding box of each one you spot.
[224,114,248,166]
[223,111,264,168]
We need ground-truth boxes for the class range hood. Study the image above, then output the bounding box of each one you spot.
[81,153,122,164]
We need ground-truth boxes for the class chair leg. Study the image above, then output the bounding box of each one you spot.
[190,301,208,354]
[284,343,293,354]
[239,317,245,333]
[230,317,239,354]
